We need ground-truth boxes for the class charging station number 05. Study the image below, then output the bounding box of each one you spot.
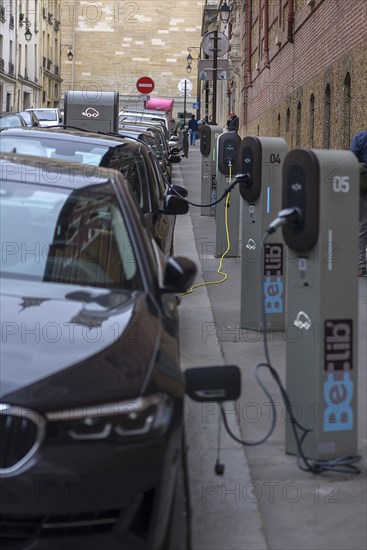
[332,175,350,193]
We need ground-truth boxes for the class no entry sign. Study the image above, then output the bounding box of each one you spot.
[136,76,155,94]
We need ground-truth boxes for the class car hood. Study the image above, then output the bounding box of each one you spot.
[0,278,161,410]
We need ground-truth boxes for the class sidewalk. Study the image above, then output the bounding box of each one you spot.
[173,148,367,550]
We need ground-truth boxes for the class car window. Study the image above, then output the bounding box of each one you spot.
[0,180,143,290]
[30,109,58,121]
[19,112,31,124]
[106,147,150,212]
[0,136,110,165]
[149,153,167,196]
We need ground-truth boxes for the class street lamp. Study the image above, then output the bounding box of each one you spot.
[186,47,201,119]
[24,20,32,42]
[61,45,74,61]
[219,0,231,24]
[211,1,231,124]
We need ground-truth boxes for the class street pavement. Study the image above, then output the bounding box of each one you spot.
[172,146,367,550]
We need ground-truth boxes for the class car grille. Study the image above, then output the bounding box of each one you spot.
[0,492,156,545]
[0,510,121,543]
[0,404,45,476]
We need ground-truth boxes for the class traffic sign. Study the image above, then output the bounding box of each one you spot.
[201,31,230,58]
[136,76,155,94]
[198,59,229,81]
[178,79,193,93]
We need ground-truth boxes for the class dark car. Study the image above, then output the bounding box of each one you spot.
[0,113,28,129]
[0,153,197,550]
[0,127,188,256]
[116,125,181,183]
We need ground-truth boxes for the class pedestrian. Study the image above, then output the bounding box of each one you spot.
[188,114,199,146]
[198,119,206,136]
[178,114,185,149]
[350,130,367,277]
[226,111,239,132]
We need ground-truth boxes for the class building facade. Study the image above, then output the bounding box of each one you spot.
[224,0,367,147]
[0,0,63,112]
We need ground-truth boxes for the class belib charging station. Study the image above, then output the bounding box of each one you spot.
[282,148,359,460]
[200,125,223,216]
[239,136,288,330]
[215,132,241,257]
[64,91,119,132]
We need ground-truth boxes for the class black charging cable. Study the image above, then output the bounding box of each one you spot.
[219,208,362,475]
[168,173,250,208]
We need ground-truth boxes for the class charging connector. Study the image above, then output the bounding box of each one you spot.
[266,207,302,234]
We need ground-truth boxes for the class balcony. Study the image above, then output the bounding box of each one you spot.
[0,58,4,72]
[8,62,15,76]
[54,19,60,31]
[48,12,53,25]
[43,7,47,19]
[54,65,60,76]
[9,14,14,28]
[47,59,53,71]
[0,5,5,22]
[43,56,47,68]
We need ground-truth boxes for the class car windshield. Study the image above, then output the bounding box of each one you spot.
[0,180,142,290]
[31,109,58,121]
[0,135,111,165]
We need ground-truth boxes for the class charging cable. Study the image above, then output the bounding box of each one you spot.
[168,172,250,209]
[182,167,235,295]
[219,208,362,475]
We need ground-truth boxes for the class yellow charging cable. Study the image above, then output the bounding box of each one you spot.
[182,165,233,296]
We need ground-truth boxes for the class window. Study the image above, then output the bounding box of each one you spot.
[309,94,315,148]
[296,101,302,147]
[343,73,351,149]
[286,107,290,132]
[323,84,331,148]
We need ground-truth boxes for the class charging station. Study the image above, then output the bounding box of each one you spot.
[239,136,288,330]
[282,148,359,460]
[64,91,119,132]
[200,125,223,216]
[215,132,241,257]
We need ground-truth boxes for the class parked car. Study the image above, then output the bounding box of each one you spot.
[15,110,41,128]
[116,124,180,183]
[0,152,197,550]
[0,127,188,256]
[0,113,28,129]
[119,111,169,139]
[25,107,62,127]
[0,153,241,550]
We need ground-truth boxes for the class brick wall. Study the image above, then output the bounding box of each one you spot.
[242,0,367,148]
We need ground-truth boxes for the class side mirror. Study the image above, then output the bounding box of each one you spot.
[163,256,197,293]
[168,154,181,164]
[168,184,188,198]
[162,194,189,215]
[185,366,241,402]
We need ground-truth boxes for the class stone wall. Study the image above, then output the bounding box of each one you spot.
[60,0,204,115]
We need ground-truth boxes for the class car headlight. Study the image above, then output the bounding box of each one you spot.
[46,394,173,441]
